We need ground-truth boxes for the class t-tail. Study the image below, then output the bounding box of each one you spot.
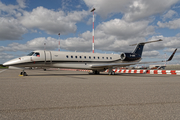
[120,39,162,61]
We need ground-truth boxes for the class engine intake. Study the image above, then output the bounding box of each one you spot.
[120,53,126,60]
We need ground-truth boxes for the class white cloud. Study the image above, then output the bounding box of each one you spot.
[0,1,18,16]
[61,0,72,10]
[0,18,156,52]
[123,0,179,21]
[142,50,159,57]
[0,52,14,63]
[0,0,26,17]
[96,19,155,39]
[176,33,180,37]
[0,52,14,59]
[16,0,26,8]
[63,18,156,52]
[84,0,132,17]
[0,17,27,40]
[0,0,28,40]
[162,10,178,21]
[84,0,179,21]
[145,35,180,52]
[84,0,131,18]
[12,37,58,51]
[19,6,89,35]
[157,18,180,29]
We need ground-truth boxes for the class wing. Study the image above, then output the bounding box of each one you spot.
[90,48,177,68]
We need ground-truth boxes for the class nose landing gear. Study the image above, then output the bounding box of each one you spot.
[19,70,28,76]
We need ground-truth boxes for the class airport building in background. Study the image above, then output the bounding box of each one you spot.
[149,64,180,70]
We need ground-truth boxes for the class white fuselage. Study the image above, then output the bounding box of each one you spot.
[3,40,167,73]
[3,50,125,71]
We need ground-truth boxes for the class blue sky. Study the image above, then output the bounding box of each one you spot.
[0,0,180,64]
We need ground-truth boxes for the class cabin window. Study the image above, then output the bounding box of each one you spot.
[84,56,86,59]
[98,57,99,59]
[66,55,68,58]
[102,57,104,59]
[110,57,112,59]
[89,56,91,59]
[75,56,77,58]
[33,52,40,57]
[71,56,73,58]
[106,57,108,59]
[80,56,82,59]
[93,56,95,59]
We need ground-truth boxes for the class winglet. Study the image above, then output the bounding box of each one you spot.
[167,48,177,61]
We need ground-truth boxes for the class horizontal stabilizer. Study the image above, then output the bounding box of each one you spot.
[130,39,162,46]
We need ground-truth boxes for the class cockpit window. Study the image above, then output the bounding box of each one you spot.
[33,52,40,57]
[27,52,35,56]
[27,52,40,57]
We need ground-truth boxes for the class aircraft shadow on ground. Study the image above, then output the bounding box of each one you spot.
[26,72,170,78]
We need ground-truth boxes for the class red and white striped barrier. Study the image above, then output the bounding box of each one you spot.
[112,69,146,74]
[51,68,180,75]
[146,70,180,75]
[105,69,180,75]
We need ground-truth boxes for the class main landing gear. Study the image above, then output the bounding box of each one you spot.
[92,70,100,74]
[19,70,28,76]
[108,68,115,75]
[108,71,115,75]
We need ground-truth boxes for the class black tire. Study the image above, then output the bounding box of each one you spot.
[108,71,115,75]
[23,72,28,76]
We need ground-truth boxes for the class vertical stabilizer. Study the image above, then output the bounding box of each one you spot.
[130,39,162,57]
[132,43,145,56]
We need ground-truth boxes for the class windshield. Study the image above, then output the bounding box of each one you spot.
[27,52,35,56]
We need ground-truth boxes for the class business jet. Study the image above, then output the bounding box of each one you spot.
[3,39,177,76]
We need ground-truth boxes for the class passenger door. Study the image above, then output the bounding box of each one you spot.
[44,51,52,65]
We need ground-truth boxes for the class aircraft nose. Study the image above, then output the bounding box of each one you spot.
[3,59,18,66]
[3,62,10,66]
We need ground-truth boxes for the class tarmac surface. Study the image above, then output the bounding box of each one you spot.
[0,69,180,120]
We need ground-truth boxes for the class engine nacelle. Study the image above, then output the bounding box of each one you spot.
[120,53,141,61]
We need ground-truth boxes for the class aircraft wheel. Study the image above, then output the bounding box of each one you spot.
[112,71,115,75]
[109,71,115,75]
[93,70,100,74]
[24,72,28,76]
[20,72,28,76]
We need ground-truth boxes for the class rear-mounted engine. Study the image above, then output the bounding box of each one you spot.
[120,53,141,61]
